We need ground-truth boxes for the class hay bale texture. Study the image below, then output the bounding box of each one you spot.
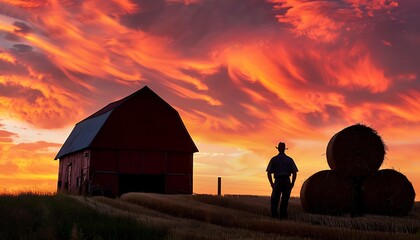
[300,170,355,215]
[326,124,386,177]
[362,169,415,216]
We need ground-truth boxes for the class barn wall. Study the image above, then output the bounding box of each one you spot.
[90,149,192,175]
[118,150,141,173]
[165,175,192,194]
[166,152,193,194]
[57,150,90,194]
[89,149,119,196]
[90,149,118,172]
[142,151,166,174]
[167,152,193,174]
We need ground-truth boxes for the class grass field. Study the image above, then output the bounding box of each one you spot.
[1,193,419,240]
[0,193,165,240]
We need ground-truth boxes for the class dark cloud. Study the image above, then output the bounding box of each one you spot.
[303,111,325,126]
[13,21,32,34]
[303,104,346,127]
[0,82,44,103]
[1,46,93,97]
[0,3,31,20]
[2,31,22,42]
[358,1,420,88]
[122,0,279,50]
[11,44,33,52]
[0,49,88,128]
[121,0,166,30]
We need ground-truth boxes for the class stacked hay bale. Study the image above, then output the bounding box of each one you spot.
[300,124,415,216]
[362,169,415,216]
[300,170,354,215]
[326,124,385,177]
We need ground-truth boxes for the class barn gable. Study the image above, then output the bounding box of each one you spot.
[55,86,198,159]
[90,86,198,152]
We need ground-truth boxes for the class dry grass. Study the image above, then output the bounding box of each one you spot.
[73,195,301,240]
[6,192,416,239]
[70,193,419,240]
[0,193,164,240]
[192,194,418,234]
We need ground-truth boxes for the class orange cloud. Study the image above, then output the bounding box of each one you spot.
[270,0,399,42]
[0,74,86,128]
[273,0,345,42]
[0,52,16,64]
[0,137,60,193]
[346,0,399,17]
[0,129,17,143]
[1,0,48,9]
[309,44,391,93]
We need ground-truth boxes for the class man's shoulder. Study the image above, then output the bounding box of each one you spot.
[278,153,291,159]
[282,154,295,164]
[271,153,294,162]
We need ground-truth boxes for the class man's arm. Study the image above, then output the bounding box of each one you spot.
[291,172,297,188]
[267,172,274,188]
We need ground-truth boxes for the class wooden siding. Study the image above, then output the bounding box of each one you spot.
[57,150,90,194]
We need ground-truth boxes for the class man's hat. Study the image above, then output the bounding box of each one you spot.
[275,142,288,150]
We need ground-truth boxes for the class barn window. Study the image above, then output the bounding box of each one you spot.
[82,168,87,182]
[67,163,72,187]
[76,177,81,187]
[77,168,87,187]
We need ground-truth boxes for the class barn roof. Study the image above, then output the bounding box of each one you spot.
[55,111,111,159]
[55,86,198,159]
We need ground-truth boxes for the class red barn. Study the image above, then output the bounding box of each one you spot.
[55,86,198,197]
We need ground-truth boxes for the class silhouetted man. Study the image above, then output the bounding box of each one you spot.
[266,142,298,219]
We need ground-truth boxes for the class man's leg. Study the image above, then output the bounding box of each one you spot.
[279,181,292,219]
[270,181,281,218]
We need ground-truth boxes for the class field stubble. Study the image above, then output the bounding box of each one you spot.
[80,193,419,240]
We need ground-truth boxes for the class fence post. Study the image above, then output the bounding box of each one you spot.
[217,177,221,196]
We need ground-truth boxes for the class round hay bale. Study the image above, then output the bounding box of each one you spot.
[326,124,386,176]
[300,170,355,215]
[362,169,415,216]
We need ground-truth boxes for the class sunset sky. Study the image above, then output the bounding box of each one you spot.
[0,0,419,200]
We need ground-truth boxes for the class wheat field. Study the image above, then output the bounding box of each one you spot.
[73,193,420,240]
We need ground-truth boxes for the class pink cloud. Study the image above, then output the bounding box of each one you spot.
[0,129,17,143]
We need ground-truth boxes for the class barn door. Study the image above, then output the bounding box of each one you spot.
[118,174,165,196]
